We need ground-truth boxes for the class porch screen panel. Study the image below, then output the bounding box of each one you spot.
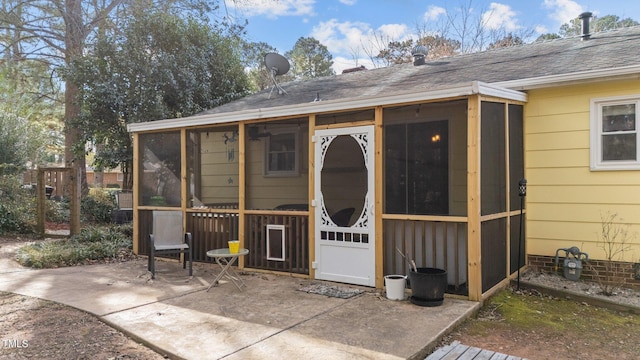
[510,213,525,274]
[139,132,182,207]
[187,127,239,209]
[385,120,449,215]
[245,119,308,211]
[384,125,406,213]
[509,104,526,274]
[509,104,524,211]
[481,102,506,215]
[481,218,507,292]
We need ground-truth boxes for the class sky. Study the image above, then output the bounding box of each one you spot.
[222,0,640,73]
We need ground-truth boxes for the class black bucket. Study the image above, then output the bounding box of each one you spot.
[408,267,447,307]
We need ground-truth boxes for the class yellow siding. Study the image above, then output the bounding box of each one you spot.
[199,131,239,204]
[245,131,309,209]
[525,79,640,261]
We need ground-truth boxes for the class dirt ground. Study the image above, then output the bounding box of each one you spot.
[2,236,639,359]
[0,292,167,359]
[438,287,640,360]
[0,236,166,359]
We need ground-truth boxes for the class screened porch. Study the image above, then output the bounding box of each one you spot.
[131,89,526,301]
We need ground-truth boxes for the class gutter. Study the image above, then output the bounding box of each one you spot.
[493,64,640,90]
[127,81,526,133]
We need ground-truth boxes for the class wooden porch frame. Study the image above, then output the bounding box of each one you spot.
[130,94,526,301]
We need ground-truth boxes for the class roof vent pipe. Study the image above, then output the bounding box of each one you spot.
[579,12,592,40]
[412,45,428,66]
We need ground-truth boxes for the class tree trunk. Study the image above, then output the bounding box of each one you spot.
[64,0,88,196]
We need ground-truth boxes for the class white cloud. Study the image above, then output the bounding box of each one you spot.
[338,0,357,5]
[535,24,548,34]
[543,0,584,26]
[331,55,375,74]
[482,3,519,31]
[311,19,411,58]
[423,5,446,22]
[229,0,316,18]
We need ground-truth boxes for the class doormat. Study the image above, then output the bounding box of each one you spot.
[298,283,364,299]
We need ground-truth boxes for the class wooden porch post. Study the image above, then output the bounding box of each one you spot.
[467,95,482,301]
[374,106,384,289]
[308,115,316,279]
[238,122,246,269]
[180,129,187,265]
[132,133,140,254]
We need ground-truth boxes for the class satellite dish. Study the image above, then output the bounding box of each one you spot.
[264,52,290,98]
[265,53,290,75]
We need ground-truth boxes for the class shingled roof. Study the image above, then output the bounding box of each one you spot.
[200,26,640,115]
[128,26,640,132]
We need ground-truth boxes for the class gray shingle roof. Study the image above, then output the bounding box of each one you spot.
[202,26,640,116]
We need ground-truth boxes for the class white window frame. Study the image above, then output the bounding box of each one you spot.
[590,95,640,171]
[264,128,299,177]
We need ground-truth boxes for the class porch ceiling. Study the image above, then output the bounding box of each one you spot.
[127,81,526,133]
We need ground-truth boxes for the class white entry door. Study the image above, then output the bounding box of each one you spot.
[314,126,375,286]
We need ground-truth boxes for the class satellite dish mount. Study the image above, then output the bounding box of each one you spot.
[264,53,290,98]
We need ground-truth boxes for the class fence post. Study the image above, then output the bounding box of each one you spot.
[36,170,46,236]
[70,166,81,235]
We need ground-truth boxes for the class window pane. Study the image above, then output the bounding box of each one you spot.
[603,104,636,132]
[602,134,636,161]
[269,133,295,152]
[267,133,296,172]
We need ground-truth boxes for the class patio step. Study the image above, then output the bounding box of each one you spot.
[425,341,527,360]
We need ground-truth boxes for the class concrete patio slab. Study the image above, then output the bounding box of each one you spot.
[0,243,480,359]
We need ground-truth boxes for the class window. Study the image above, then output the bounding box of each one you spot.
[265,130,299,176]
[591,96,640,170]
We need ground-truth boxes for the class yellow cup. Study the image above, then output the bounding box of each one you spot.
[228,240,240,254]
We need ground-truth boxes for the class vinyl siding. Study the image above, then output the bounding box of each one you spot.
[525,79,640,261]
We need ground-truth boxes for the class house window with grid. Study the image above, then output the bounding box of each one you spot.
[591,96,640,170]
[265,131,298,176]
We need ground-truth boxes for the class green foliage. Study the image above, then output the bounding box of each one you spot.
[15,225,132,269]
[46,198,69,224]
[0,112,47,170]
[559,14,639,37]
[242,41,278,92]
[81,188,116,223]
[285,37,335,80]
[64,11,250,184]
[0,175,37,235]
[0,61,64,168]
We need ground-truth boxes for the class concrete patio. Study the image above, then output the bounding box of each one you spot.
[0,243,479,359]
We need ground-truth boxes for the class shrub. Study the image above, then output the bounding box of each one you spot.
[0,175,37,235]
[81,188,116,223]
[46,197,69,223]
[16,225,132,268]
